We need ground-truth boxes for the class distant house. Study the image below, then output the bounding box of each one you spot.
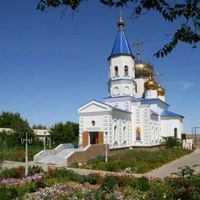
[0,127,50,140]
[33,129,50,141]
[0,128,13,133]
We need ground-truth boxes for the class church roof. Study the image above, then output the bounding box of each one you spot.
[111,31,132,55]
[161,110,184,118]
[140,98,169,107]
[108,18,133,59]
[78,100,131,114]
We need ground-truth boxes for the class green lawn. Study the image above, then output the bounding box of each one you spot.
[0,145,43,162]
[71,148,192,173]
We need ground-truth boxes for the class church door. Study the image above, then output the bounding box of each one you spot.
[89,132,104,145]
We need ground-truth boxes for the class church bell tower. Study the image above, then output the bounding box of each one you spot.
[108,17,136,97]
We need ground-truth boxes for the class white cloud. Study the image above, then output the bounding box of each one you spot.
[169,81,195,91]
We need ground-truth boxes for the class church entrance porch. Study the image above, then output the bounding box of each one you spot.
[82,131,104,147]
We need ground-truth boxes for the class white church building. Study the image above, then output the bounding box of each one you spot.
[78,18,184,148]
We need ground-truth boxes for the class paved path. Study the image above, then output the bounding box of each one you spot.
[66,167,143,178]
[1,161,34,170]
[2,150,200,179]
[145,149,200,179]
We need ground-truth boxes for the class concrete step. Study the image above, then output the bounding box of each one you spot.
[39,155,66,165]
[57,149,75,157]
[37,147,84,165]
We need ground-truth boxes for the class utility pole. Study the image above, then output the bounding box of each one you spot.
[105,132,108,163]
[21,133,32,177]
[49,136,51,149]
[44,131,46,150]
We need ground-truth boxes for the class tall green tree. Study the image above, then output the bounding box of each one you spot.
[50,121,79,145]
[32,124,47,130]
[0,112,34,145]
[37,0,200,57]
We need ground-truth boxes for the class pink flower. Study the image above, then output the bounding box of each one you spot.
[0,173,44,187]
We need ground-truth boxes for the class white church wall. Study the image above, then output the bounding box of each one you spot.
[106,100,132,112]
[145,90,158,99]
[148,102,168,114]
[132,105,151,146]
[158,95,165,102]
[160,117,183,139]
[149,114,160,145]
[134,78,147,98]
[79,112,110,145]
[110,109,131,148]
[110,81,136,97]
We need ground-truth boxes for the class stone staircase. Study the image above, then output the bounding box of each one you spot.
[34,144,85,166]
[34,144,107,166]
[38,149,75,165]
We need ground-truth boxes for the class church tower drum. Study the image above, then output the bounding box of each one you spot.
[108,17,136,97]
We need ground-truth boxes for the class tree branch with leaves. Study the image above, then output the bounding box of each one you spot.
[37,0,200,57]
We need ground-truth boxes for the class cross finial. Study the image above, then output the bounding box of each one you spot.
[133,40,143,53]
[119,8,123,20]
[154,71,163,83]
[133,40,143,60]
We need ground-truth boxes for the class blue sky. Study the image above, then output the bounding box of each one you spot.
[0,1,199,132]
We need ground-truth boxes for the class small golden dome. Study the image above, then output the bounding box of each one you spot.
[117,18,125,27]
[144,77,158,90]
[157,85,165,96]
[135,62,153,78]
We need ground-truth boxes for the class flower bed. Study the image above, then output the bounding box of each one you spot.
[1,173,44,187]
[0,166,200,200]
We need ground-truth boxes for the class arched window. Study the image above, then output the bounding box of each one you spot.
[113,87,119,96]
[122,127,126,144]
[114,66,118,77]
[91,121,95,126]
[174,128,178,138]
[124,66,128,76]
[114,126,117,142]
[123,86,130,95]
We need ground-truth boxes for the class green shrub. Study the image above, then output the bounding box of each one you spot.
[105,162,119,172]
[47,168,84,183]
[101,175,118,192]
[147,181,173,200]
[0,166,44,179]
[164,166,200,200]
[136,176,150,191]
[117,176,137,188]
[28,165,44,175]
[69,162,78,168]
[0,166,25,179]
[0,185,12,200]
[83,173,100,185]
[86,188,104,200]
[163,136,181,148]
[47,168,68,178]
[67,170,84,183]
